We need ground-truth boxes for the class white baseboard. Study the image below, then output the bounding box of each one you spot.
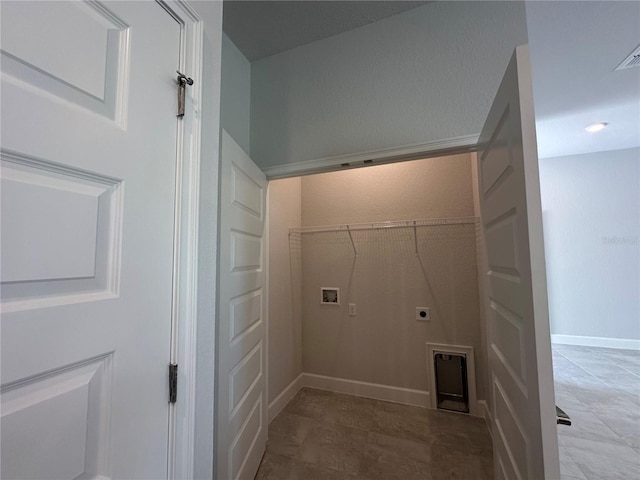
[477,400,489,420]
[268,373,304,423]
[269,372,491,421]
[302,373,430,407]
[478,400,493,438]
[552,334,640,351]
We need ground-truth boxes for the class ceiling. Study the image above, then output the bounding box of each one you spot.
[223,1,430,61]
[223,1,640,159]
[526,1,640,159]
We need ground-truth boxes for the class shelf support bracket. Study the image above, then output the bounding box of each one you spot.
[346,225,357,257]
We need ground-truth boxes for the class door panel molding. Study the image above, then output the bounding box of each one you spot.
[1,353,113,479]
[0,149,123,312]
[0,0,130,125]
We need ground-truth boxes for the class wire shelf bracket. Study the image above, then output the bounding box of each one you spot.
[346,225,358,257]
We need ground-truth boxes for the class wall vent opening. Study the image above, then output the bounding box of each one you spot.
[615,44,640,71]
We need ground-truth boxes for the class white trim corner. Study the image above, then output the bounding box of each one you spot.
[268,373,304,423]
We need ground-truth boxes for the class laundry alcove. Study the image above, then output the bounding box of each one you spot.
[266,152,489,421]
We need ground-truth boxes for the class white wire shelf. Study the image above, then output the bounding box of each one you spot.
[289,216,479,235]
[290,217,478,257]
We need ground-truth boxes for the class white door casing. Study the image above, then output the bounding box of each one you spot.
[161,2,204,478]
[217,131,268,480]
[0,1,188,478]
[477,45,560,479]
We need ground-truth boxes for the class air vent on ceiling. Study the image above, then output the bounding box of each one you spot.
[615,45,640,71]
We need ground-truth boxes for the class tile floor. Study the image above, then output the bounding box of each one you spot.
[553,344,640,480]
[256,388,493,480]
[257,345,640,480]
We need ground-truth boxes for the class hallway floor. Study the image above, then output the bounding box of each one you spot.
[256,388,493,480]
[553,344,640,480]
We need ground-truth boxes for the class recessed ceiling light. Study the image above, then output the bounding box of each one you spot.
[585,122,608,133]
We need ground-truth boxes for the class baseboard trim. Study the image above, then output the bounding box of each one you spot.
[302,373,430,407]
[552,334,640,351]
[262,134,479,179]
[268,373,304,423]
[269,373,491,419]
[478,400,493,438]
[477,400,489,420]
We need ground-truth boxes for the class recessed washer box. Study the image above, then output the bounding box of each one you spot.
[320,287,340,305]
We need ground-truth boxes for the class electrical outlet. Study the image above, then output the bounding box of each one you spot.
[416,307,430,322]
[348,303,356,316]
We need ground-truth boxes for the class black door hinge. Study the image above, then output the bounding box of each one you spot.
[169,363,178,404]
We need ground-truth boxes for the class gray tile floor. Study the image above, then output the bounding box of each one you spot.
[256,388,493,480]
[553,344,640,480]
[257,346,640,480]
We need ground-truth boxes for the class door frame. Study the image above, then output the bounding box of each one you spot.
[156,1,203,478]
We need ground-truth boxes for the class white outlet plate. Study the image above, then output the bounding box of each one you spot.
[416,307,430,321]
[348,303,356,316]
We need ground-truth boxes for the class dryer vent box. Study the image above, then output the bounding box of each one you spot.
[434,352,469,414]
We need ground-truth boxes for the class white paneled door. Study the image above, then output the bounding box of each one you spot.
[477,45,560,479]
[217,131,268,480]
[1,2,181,478]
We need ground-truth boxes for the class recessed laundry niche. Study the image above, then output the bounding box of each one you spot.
[267,152,487,415]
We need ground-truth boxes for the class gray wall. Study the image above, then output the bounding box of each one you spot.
[250,1,528,170]
[267,178,303,404]
[221,33,251,154]
[300,155,485,399]
[539,148,640,341]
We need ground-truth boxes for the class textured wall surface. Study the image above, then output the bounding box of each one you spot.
[267,178,303,403]
[540,148,640,341]
[300,155,485,398]
[302,154,475,226]
[250,1,527,169]
[221,33,251,155]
